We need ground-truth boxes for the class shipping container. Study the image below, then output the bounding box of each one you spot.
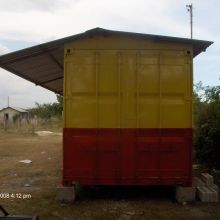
[0,28,213,193]
[63,32,194,187]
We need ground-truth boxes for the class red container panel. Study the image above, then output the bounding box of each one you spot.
[63,128,192,186]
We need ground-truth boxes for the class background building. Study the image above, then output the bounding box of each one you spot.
[0,106,28,124]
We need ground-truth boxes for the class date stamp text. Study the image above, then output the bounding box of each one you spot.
[0,193,32,199]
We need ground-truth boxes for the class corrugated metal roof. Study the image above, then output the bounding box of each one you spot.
[0,106,28,113]
[11,107,28,113]
[0,27,213,94]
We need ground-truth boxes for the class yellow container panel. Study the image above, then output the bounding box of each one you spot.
[98,52,119,128]
[139,96,159,128]
[64,49,192,129]
[120,53,137,128]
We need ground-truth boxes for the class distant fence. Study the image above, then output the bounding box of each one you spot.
[0,116,62,133]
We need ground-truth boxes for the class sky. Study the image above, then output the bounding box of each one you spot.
[0,0,219,109]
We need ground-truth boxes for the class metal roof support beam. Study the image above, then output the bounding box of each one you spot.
[36,70,62,79]
[0,62,62,94]
[0,47,58,65]
[55,90,63,95]
[40,76,63,84]
[0,61,40,85]
[40,46,63,70]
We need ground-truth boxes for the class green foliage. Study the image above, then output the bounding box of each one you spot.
[56,95,63,107]
[28,95,63,119]
[194,82,220,169]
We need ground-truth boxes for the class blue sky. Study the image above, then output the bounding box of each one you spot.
[0,0,219,109]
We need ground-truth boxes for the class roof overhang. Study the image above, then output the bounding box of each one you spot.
[0,28,213,95]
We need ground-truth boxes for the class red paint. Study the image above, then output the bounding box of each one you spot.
[63,128,192,187]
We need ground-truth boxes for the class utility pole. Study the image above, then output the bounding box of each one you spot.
[7,96,9,107]
[186,4,193,39]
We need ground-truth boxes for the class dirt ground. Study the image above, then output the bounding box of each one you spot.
[0,132,220,220]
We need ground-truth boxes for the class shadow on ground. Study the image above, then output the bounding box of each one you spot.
[77,185,175,201]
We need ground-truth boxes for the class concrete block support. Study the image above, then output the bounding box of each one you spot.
[201,173,214,186]
[193,174,219,202]
[56,185,76,202]
[197,186,218,202]
[211,184,219,193]
[175,186,196,203]
[200,173,219,193]
[193,177,205,187]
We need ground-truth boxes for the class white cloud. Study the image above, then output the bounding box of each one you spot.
[0,44,10,55]
[0,0,216,45]
[0,0,202,43]
[0,0,73,12]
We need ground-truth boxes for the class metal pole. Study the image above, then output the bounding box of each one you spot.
[186,4,193,39]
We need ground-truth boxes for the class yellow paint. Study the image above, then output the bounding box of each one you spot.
[64,36,193,128]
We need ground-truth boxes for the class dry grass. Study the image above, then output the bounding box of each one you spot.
[0,119,62,134]
[0,132,220,220]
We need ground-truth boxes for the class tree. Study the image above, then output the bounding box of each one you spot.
[56,95,63,115]
[28,95,63,119]
[194,82,220,169]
